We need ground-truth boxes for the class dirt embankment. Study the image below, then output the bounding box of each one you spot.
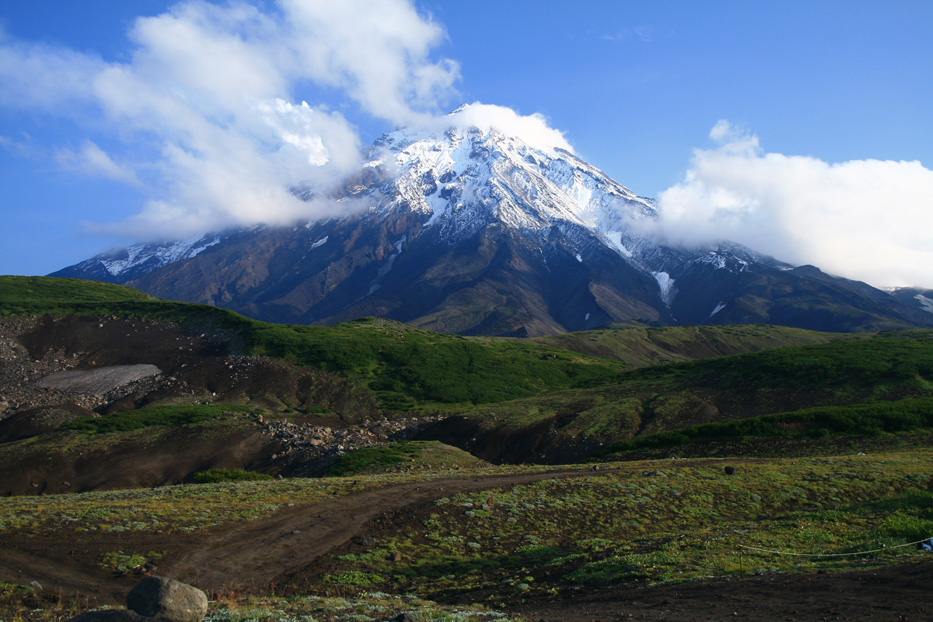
[0,314,395,493]
[0,314,379,422]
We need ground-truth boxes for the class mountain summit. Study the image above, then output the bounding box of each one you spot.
[52,105,933,336]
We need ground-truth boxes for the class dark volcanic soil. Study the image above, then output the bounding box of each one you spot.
[0,314,379,422]
[0,314,397,494]
[515,563,931,621]
[1,467,929,621]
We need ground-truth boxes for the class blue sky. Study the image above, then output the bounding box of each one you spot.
[1,0,931,288]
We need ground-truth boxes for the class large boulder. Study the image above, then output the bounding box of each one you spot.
[126,576,207,622]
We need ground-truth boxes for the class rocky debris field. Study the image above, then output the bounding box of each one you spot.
[259,414,445,475]
[0,315,107,415]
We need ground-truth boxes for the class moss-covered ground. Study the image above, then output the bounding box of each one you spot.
[309,449,933,605]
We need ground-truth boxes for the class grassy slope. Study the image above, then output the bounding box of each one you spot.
[450,331,933,460]
[528,323,861,368]
[7,276,933,454]
[0,277,621,409]
[317,449,933,603]
[322,440,486,476]
[0,405,272,495]
[0,276,156,309]
[1,447,930,615]
[0,276,898,411]
[592,397,933,459]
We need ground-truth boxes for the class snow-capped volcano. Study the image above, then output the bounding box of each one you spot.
[365,114,655,252]
[52,105,933,336]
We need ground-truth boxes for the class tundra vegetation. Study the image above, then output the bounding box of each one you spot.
[0,276,932,620]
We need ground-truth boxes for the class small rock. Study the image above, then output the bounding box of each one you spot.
[390,551,402,562]
[724,466,736,475]
[127,576,207,622]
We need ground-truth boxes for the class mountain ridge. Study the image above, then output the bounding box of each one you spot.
[51,105,933,335]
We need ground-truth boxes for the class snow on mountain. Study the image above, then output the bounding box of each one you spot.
[914,294,933,314]
[366,106,658,253]
[55,233,224,284]
[51,103,933,335]
[101,235,221,277]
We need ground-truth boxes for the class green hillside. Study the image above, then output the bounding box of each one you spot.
[6,276,933,445]
[448,331,933,462]
[0,276,156,310]
[528,323,861,368]
[0,277,622,408]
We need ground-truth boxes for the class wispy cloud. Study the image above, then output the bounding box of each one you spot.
[55,141,139,184]
[0,0,460,239]
[650,121,933,289]
[600,26,655,43]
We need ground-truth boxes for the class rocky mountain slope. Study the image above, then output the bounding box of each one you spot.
[52,105,933,336]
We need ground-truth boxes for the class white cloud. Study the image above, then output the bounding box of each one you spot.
[443,103,573,154]
[0,40,103,111]
[0,0,459,239]
[653,121,933,289]
[281,0,459,124]
[55,141,139,184]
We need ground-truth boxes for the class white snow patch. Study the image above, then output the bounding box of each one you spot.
[186,237,220,257]
[710,301,727,317]
[914,294,933,314]
[584,312,590,321]
[575,253,583,263]
[605,231,633,258]
[653,271,675,306]
[366,236,407,297]
[310,236,329,250]
[700,253,727,270]
[101,235,219,276]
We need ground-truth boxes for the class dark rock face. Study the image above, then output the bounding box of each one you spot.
[126,576,207,622]
[101,216,667,336]
[52,212,933,336]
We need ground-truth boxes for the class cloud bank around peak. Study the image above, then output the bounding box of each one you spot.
[652,121,933,289]
[0,0,460,239]
[444,103,574,154]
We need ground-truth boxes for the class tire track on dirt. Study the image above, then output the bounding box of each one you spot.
[161,468,612,592]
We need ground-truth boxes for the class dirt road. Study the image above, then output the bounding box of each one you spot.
[162,469,600,590]
[0,468,603,604]
[3,466,930,621]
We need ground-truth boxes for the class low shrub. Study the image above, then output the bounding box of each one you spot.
[61,404,250,435]
[191,468,273,484]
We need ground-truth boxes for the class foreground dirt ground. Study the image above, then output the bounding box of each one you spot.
[516,562,930,621]
[2,465,931,621]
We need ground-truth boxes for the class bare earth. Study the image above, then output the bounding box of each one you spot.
[1,467,930,621]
